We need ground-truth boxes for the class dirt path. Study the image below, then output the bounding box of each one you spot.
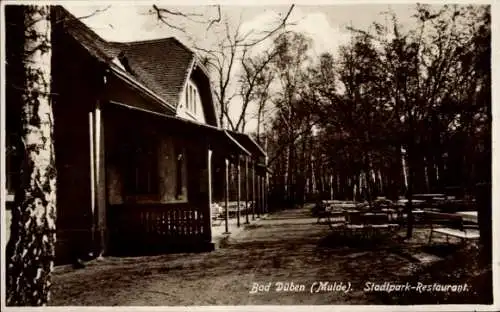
[49,207,443,305]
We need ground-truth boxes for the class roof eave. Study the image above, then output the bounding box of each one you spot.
[187,57,220,129]
[107,63,177,114]
[176,57,196,110]
[246,134,267,158]
[228,130,267,158]
[193,56,211,78]
[224,130,251,157]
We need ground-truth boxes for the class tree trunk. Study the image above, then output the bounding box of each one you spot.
[6,5,57,306]
[405,142,415,239]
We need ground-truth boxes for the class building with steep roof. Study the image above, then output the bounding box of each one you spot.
[5,6,268,264]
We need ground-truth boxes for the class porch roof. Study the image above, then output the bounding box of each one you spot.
[226,130,267,159]
[108,100,250,157]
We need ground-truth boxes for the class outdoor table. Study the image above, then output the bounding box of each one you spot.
[363,212,387,216]
[381,208,397,213]
[327,210,345,218]
[395,208,425,221]
[396,199,425,207]
[413,193,445,198]
[456,211,478,223]
[324,200,348,205]
[432,196,447,200]
[336,203,358,209]
[414,194,446,205]
[380,208,397,220]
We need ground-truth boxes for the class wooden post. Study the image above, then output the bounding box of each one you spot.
[264,173,268,213]
[237,157,241,227]
[224,158,230,234]
[257,174,261,218]
[207,149,213,238]
[259,176,264,215]
[265,154,269,213]
[89,111,96,249]
[95,101,107,256]
[252,161,256,220]
[245,157,249,224]
[261,175,265,214]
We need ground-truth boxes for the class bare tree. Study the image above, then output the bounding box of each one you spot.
[237,46,278,133]
[151,5,295,130]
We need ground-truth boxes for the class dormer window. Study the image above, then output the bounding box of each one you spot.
[193,89,197,114]
[185,81,199,116]
[116,51,133,74]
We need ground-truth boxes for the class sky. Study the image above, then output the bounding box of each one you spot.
[66,3,420,54]
[64,3,435,133]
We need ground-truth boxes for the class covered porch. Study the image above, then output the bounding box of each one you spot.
[210,131,269,233]
[99,102,264,255]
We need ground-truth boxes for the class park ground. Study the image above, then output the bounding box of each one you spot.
[50,205,492,306]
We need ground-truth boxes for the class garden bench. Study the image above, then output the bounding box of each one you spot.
[424,211,480,243]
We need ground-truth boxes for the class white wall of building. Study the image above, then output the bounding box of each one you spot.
[177,78,206,124]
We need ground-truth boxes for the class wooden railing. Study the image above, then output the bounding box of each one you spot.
[108,203,210,254]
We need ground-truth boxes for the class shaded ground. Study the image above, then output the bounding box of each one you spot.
[50,206,491,306]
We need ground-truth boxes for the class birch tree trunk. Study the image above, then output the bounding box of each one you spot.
[6,5,57,306]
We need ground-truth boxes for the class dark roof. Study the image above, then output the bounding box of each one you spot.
[55,6,196,109]
[112,38,194,106]
[227,130,267,158]
[51,6,258,159]
[55,7,122,62]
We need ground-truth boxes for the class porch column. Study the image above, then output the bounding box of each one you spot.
[265,154,269,213]
[260,176,267,214]
[94,100,107,256]
[224,158,230,234]
[89,111,96,248]
[237,156,241,227]
[245,157,249,224]
[207,149,213,237]
[264,173,268,213]
[252,160,256,220]
[256,174,262,218]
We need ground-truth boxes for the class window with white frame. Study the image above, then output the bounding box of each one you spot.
[185,82,199,116]
[193,88,197,114]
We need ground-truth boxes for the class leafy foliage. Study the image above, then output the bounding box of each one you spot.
[262,5,490,217]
